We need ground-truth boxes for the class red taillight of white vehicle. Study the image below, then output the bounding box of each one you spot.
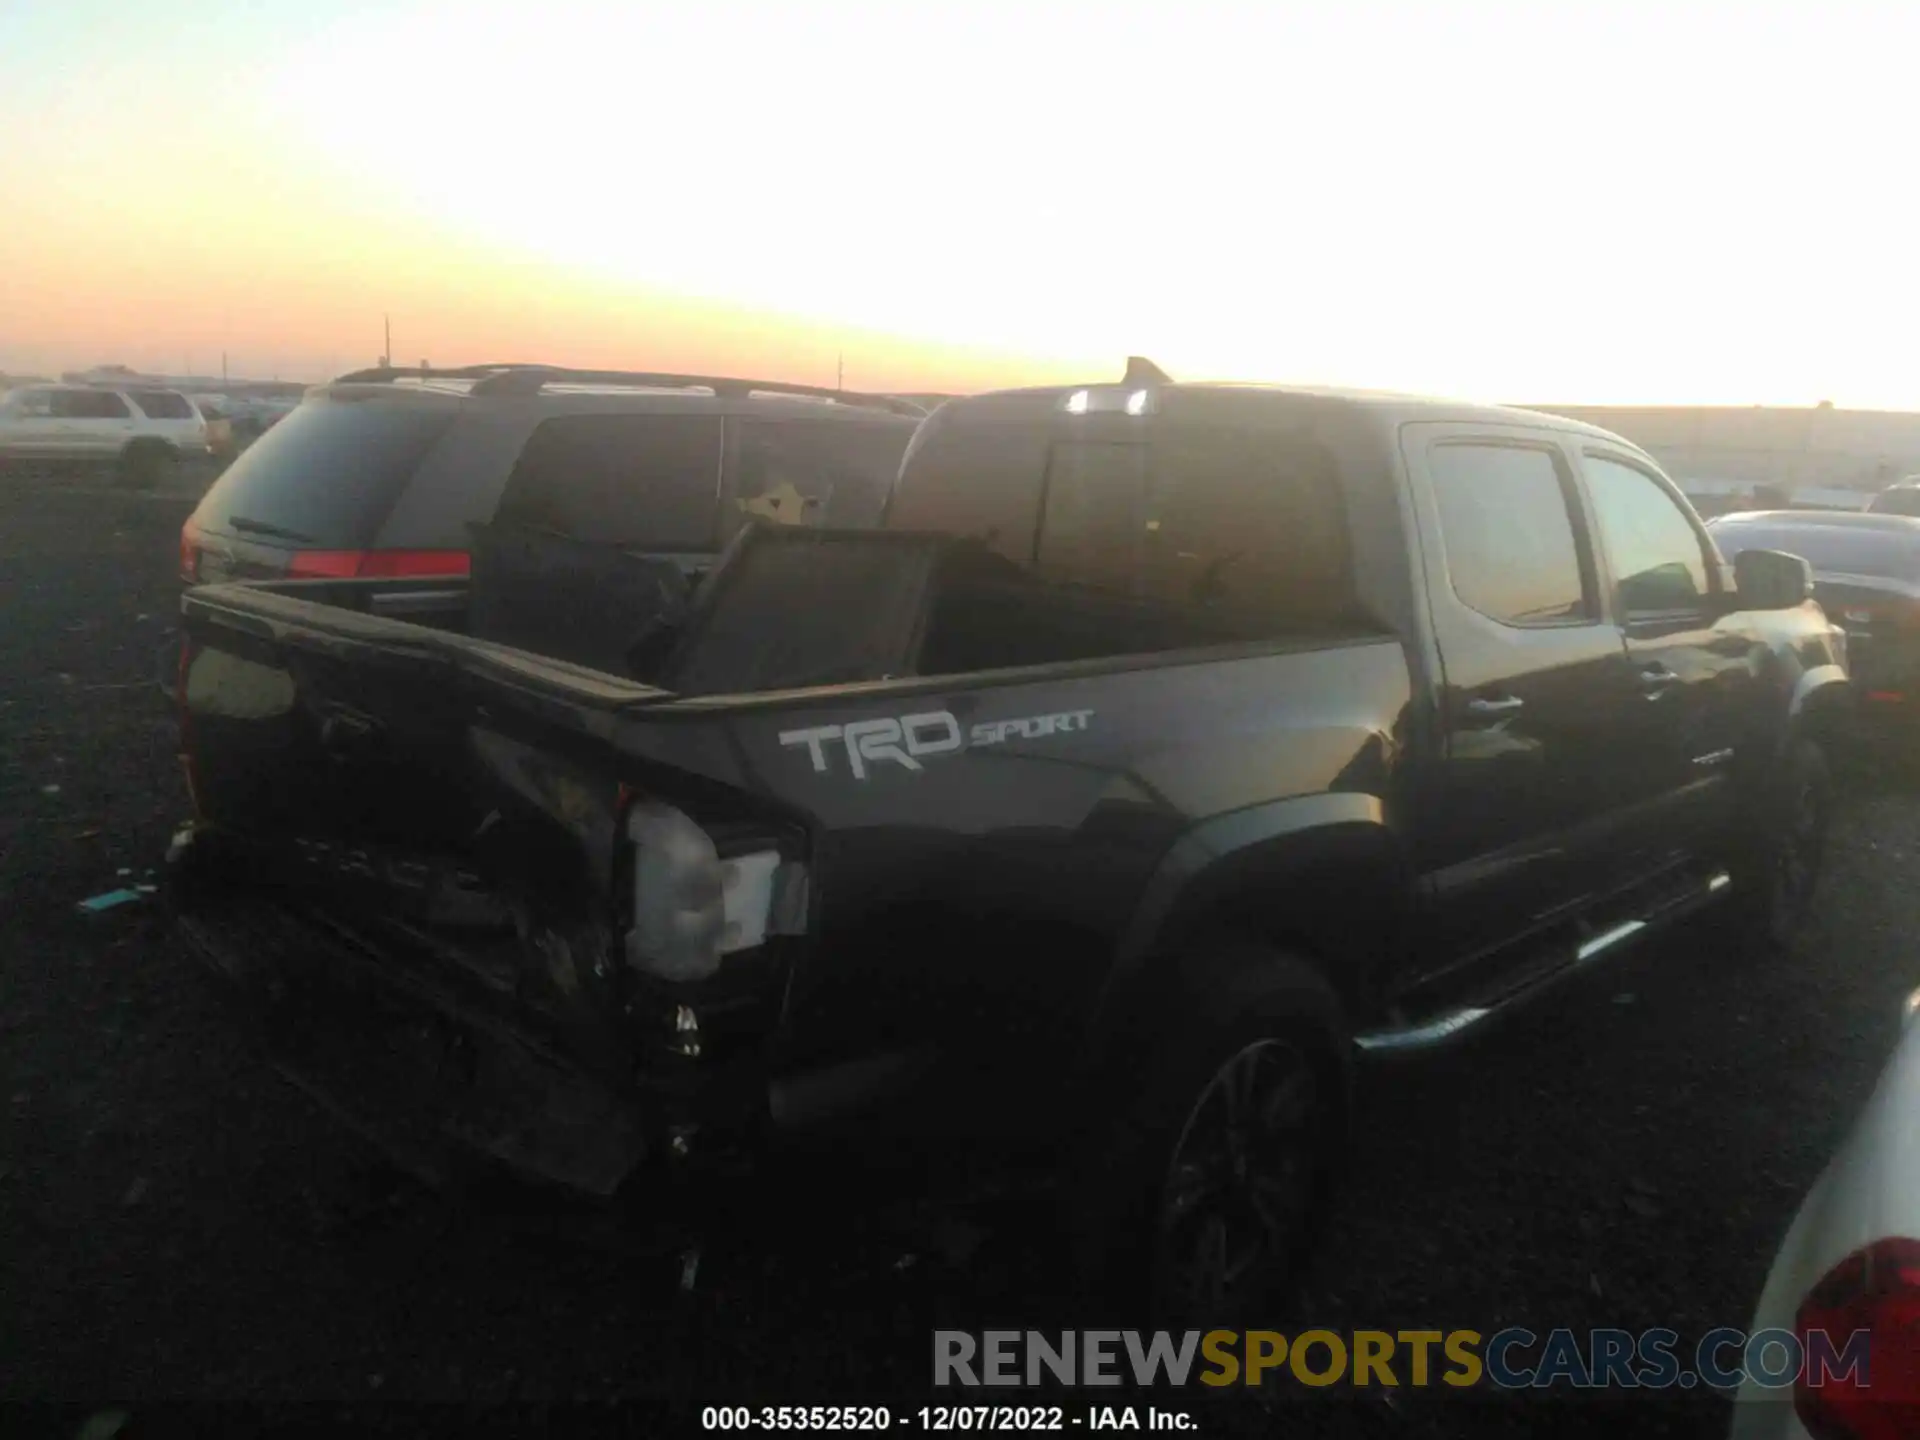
[179,518,202,583]
[284,550,471,580]
[175,635,202,819]
[1795,1236,1920,1439]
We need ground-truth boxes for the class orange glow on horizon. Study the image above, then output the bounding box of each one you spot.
[0,176,1088,391]
[7,2,1920,407]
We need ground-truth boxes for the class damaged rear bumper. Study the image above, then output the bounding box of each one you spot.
[167,823,936,1192]
[174,891,651,1195]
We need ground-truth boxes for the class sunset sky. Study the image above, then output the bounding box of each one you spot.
[3,1,1917,404]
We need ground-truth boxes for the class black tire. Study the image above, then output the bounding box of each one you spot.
[1069,944,1351,1325]
[1730,736,1832,953]
[118,441,175,491]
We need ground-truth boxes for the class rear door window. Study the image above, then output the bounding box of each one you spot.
[493,414,723,549]
[191,395,458,547]
[1429,442,1592,626]
[51,389,130,419]
[724,418,911,534]
[130,390,195,420]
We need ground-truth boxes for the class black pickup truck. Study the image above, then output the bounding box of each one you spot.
[167,371,1850,1315]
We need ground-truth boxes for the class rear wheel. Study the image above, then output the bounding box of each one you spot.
[1071,946,1350,1323]
[118,440,176,491]
[1154,1032,1332,1317]
[1731,736,1832,952]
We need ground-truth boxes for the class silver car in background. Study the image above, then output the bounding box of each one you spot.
[0,382,211,487]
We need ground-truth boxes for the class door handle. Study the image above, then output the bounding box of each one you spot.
[1466,694,1525,715]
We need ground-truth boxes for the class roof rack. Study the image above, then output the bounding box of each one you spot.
[329,363,928,417]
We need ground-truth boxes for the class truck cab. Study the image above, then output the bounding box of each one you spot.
[887,378,1847,1026]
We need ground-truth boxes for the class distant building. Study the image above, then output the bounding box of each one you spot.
[60,364,307,402]
[1526,403,1920,501]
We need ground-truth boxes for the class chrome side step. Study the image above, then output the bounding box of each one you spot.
[1354,869,1731,1057]
[1352,1006,1492,1054]
[1577,918,1645,962]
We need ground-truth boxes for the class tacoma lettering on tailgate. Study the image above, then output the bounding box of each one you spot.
[779,708,1095,780]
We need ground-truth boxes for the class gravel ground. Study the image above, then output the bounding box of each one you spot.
[3,481,1918,1438]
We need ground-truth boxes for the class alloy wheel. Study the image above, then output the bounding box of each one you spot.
[1156,1038,1322,1319]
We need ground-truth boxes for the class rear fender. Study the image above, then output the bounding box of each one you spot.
[1078,794,1409,1078]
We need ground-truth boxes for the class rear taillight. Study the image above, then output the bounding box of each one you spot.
[1795,1236,1920,1439]
[357,549,471,578]
[282,551,364,579]
[618,799,807,984]
[283,550,471,580]
[179,518,201,583]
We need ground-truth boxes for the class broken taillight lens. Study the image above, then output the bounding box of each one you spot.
[619,800,805,983]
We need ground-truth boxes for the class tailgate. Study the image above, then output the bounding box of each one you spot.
[179,579,671,856]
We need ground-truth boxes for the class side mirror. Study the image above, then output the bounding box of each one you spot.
[1733,548,1815,610]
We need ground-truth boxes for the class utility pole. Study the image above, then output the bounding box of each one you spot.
[383,314,392,368]
[837,352,844,391]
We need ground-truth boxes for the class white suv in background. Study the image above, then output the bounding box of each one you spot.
[0,383,212,488]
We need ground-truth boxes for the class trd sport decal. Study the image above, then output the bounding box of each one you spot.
[779,708,1095,780]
